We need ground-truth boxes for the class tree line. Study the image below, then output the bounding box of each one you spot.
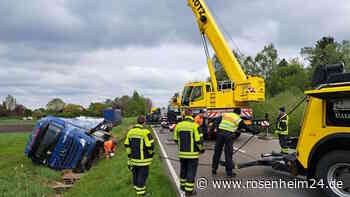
[213,36,350,96]
[0,91,152,119]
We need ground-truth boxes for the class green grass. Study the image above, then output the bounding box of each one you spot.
[0,132,61,197]
[66,118,177,197]
[250,89,307,136]
[0,118,176,197]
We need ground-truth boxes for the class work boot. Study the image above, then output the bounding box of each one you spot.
[226,171,237,178]
[185,190,197,196]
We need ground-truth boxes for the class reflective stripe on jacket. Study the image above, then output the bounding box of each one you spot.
[124,124,154,166]
[174,116,203,159]
[276,114,289,135]
[219,113,242,133]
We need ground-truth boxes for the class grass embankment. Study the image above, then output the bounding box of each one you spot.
[67,118,177,197]
[0,117,176,197]
[250,90,307,136]
[0,133,61,196]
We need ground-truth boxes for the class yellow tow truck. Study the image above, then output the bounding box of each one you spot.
[235,63,350,197]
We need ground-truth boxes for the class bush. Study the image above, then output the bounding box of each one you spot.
[250,89,307,136]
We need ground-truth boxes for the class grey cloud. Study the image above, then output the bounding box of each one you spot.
[1,0,349,52]
[0,0,349,108]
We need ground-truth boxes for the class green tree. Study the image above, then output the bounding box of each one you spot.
[212,50,249,81]
[104,99,113,106]
[14,104,25,117]
[117,95,130,116]
[33,108,46,119]
[301,37,350,72]
[88,102,109,117]
[243,56,262,75]
[278,58,288,67]
[24,108,32,117]
[144,98,153,114]
[62,104,84,117]
[341,40,350,71]
[4,95,16,111]
[269,59,308,96]
[46,98,65,112]
[212,55,229,81]
[255,43,279,81]
[212,44,278,84]
[127,91,147,117]
[0,104,6,117]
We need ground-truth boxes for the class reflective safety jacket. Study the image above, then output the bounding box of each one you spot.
[219,113,242,133]
[276,113,289,135]
[124,124,154,166]
[174,116,203,159]
[104,140,116,159]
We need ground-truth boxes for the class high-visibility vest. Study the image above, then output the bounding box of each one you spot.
[219,113,242,133]
[174,116,203,159]
[124,124,154,166]
[276,114,289,135]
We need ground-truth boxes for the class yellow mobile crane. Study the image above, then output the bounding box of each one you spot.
[173,0,265,117]
[171,0,265,139]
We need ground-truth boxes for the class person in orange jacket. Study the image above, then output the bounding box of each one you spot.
[104,139,117,159]
[194,110,204,126]
[195,110,205,136]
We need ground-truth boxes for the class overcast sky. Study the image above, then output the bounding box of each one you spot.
[0,0,349,109]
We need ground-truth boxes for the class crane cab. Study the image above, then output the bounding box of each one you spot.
[181,82,208,109]
[180,78,265,110]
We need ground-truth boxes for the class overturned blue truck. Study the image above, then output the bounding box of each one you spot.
[25,109,122,172]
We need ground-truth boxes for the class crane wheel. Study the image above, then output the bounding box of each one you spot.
[315,150,350,197]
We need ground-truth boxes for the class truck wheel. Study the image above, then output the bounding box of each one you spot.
[315,150,350,197]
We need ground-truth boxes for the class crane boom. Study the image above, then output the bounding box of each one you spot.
[188,0,247,83]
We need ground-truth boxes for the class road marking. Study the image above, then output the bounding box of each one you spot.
[241,132,279,140]
[152,127,185,197]
[233,146,246,153]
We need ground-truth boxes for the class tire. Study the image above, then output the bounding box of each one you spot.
[315,150,350,197]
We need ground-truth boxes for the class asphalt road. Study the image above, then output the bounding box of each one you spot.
[152,126,325,197]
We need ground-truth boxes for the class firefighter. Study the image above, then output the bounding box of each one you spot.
[124,115,154,196]
[174,109,204,196]
[104,139,117,159]
[212,109,244,177]
[275,107,289,154]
